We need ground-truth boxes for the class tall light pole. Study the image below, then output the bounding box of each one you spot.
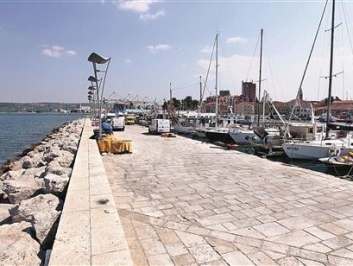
[88,52,111,139]
[88,85,97,121]
[88,90,94,118]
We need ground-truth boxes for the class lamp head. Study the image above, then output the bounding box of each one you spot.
[88,76,97,82]
[88,52,110,64]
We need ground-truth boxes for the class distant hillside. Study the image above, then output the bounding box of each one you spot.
[0,102,89,113]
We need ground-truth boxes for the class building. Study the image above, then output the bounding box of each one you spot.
[315,100,353,118]
[219,90,230,97]
[234,101,255,115]
[242,81,256,102]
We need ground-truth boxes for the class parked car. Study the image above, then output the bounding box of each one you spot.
[148,119,170,134]
[110,113,125,131]
[125,115,135,125]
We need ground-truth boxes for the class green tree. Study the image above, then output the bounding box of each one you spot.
[320,96,341,106]
[191,100,199,110]
[184,96,193,109]
[164,96,199,111]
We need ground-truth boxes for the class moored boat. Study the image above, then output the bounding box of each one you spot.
[319,151,353,167]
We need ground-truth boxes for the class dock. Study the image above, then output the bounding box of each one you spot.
[50,119,353,265]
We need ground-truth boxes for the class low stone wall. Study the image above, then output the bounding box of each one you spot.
[0,118,84,265]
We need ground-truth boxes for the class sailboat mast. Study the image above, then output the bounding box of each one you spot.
[215,33,219,126]
[325,0,335,139]
[257,28,263,127]
[169,82,173,111]
[199,76,202,106]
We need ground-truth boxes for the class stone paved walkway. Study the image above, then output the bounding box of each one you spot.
[103,125,353,265]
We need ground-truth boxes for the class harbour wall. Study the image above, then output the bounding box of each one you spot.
[0,119,85,264]
[48,119,133,265]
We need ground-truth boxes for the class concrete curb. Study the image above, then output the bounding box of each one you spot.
[49,118,133,265]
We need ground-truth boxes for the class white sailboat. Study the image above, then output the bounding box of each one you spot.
[202,34,237,143]
[282,0,353,160]
[243,29,286,154]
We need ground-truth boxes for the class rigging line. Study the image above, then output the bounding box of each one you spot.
[218,35,237,95]
[263,38,280,101]
[316,7,331,100]
[337,5,345,100]
[340,0,353,66]
[246,33,260,81]
[173,82,199,91]
[295,0,329,104]
[340,0,353,100]
[201,35,217,103]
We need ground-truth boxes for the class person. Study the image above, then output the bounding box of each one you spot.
[102,120,113,135]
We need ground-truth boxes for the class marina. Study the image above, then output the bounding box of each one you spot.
[4,0,353,264]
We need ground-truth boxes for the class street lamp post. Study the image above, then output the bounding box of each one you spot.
[88,91,93,118]
[88,85,97,121]
[88,52,111,139]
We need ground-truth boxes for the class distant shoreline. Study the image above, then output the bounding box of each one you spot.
[0,112,88,115]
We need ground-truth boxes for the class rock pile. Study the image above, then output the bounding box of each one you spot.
[0,119,84,265]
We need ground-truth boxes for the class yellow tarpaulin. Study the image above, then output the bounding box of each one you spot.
[111,140,132,153]
[97,135,132,154]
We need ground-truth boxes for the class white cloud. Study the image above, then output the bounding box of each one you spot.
[118,0,160,13]
[139,9,165,20]
[125,59,133,63]
[196,53,259,96]
[147,44,171,53]
[200,45,214,53]
[66,50,77,56]
[227,37,247,44]
[42,45,76,58]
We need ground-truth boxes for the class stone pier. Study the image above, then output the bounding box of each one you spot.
[51,120,353,265]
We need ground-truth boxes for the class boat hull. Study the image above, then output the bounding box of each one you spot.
[228,130,256,144]
[283,140,353,160]
[172,125,195,134]
[250,141,284,156]
[319,152,353,166]
[205,129,234,144]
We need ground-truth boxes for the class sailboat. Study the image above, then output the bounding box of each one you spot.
[282,0,353,160]
[242,29,286,155]
[248,91,286,156]
[201,34,255,144]
[202,34,237,144]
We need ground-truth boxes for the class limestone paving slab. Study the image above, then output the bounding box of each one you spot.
[49,121,353,265]
[100,125,353,265]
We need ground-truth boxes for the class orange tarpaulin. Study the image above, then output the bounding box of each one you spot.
[111,140,132,153]
[97,135,132,154]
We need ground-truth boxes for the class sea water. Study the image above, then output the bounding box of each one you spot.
[0,113,85,165]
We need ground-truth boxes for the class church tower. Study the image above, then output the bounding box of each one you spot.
[298,87,303,100]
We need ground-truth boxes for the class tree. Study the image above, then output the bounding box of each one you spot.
[184,96,193,109]
[320,96,341,106]
[163,96,199,111]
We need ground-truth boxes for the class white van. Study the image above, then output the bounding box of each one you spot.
[148,119,170,134]
[111,113,125,131]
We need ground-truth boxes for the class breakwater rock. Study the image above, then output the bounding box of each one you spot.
[0,119,84,265]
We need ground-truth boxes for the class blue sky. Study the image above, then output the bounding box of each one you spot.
[1,0,353,104]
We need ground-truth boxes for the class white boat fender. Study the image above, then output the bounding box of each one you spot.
[329,146,341,157]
